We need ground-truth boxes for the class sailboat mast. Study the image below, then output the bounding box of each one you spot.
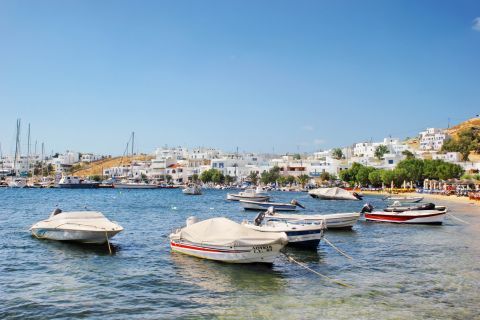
[41,142,45,177]
[14,119,21,176]
[27,123,31,176]
[131,131,135,156]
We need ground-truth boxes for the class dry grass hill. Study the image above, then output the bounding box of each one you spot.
[72,155,153,177]
[446,117,480,138]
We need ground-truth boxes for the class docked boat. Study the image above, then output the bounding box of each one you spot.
[30,209,123,243]
[242,211,325,248]
[309,187,362,200]
[361,203,447,225]
[385,196,424,203]
[170,217,288,263]
[267,211,360,229]
[239,199,304,211]
[227,188,270,202]
[182,184,202,195]
[113,180,157,189]
[7,177,27,188]
[57,176,100,189]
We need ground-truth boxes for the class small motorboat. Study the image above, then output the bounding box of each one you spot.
[239,199,305,211]
[182,184,202,195]
[242,210,325,249]
[384,196,424,203]
[7,177,27,188]
[227,188,270,202]
[308,187,362,200]
[57,176,100,189]
[170,217,288,264]
[30,209,123,243]
[267,211,360,229]
[361,203,447,225]
[113,179,158,189]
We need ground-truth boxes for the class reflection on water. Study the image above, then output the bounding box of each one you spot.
[1,188,479,319]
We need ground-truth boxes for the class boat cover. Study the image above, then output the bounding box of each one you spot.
[309,187,359,200]
[178,217,287,247]
[31,211,122,232]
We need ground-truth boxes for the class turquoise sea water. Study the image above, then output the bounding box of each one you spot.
[1,188,479,319]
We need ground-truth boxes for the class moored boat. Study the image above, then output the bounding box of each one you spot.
[239,199,304,211]
[113,180,158,189]
[57,176,100,189]
[227,188,270,202]
[385,196,424,203]
[242,211,325,249]
[182,184,202,195]
[30,209,123,243]
[309,187,362,200]
[361,203,447,225]
[267,211,360,229]
[170,217,288,263]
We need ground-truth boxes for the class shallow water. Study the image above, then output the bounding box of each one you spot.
[1,188,479,319]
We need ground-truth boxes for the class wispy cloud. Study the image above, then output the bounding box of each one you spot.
[302,125,314,132]
[473,17,480,31]
[313,139,325,145]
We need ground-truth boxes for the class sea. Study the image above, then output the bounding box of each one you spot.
[1,188,479,319]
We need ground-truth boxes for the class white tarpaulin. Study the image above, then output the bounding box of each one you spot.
[309,187,360,200]
[179,217,287,247]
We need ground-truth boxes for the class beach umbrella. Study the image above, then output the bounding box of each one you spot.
[403,180,406,189]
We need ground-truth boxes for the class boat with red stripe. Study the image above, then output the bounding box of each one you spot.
[360,203,447,225]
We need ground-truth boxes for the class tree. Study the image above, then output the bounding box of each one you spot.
[356,166,375,186]
[402,150,415,159]
[374,145,389,160]
[285,175,296,185]
[297,174,310,187]
[200,169,214,183]
[224,175,235,185]
[319,171,331,181]
[396,158,424,185]
[332,148,343,160]
[260,166,281,185]
[211,170,225,184]
[293,153,301,160]
[248,172,259,185]
[90,175,102,182]
[191,174,199,183]
[442,127,480,161]
[368,170,383,187]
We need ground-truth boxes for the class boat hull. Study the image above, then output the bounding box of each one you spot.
[365,210,446,225]
[240,200,297,211]
[386,196,423,203]
[170,239,284,263]
[227,194,270,202]
[272,212,360,229]
[57,183,99,189]
[113,183,157,189]
[30,228,121,244]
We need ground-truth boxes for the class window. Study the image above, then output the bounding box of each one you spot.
[388,160,394,164]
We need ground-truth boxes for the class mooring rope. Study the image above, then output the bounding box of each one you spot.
[323,237,353,260]
[282,252,352,288]
[446,213,470,225]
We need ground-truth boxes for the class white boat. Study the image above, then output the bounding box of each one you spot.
[242,211,325,248]
[385,196,424,203]
[239,199,304,211]
[182,184,202,195]
[309,187,362,200]
[58,176,99,189]
[227,189,270,201]
[7,177,27,188]
[170,217,288,263]
[266,211,360,229]
[30,209,123,243]
[361,203,447,225]
[113,180,157,189]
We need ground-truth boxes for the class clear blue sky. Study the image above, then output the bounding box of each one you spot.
[0,0,479,156]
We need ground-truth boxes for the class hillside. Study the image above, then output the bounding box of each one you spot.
[72,155,153,177]
[446,117,480,138]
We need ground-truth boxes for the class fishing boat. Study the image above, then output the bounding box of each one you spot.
[30,209,123,243]
[242,211,325,248]
[384,196,424,203]
[239,199,304,211]
[170,217,288,263]
[309,187,362,200]
[7,177,27,188]
[360,203,447,225]
[57,176,100,189]
[267,211,360,229]
[226,188,270,201]
[182,184,202,195]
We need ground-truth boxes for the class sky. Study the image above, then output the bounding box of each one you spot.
[0,0,479,156]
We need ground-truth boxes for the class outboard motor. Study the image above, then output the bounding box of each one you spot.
[290,199,305,209]
[418,203,435,210]
[186,216,199,226]
[254,211,266,226]
[361,203,374,214]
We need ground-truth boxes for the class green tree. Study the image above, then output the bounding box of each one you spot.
[224,175,235,185]
[332,148,344,160]
[442,127,480,161]
[374,145,389,160]
[368,170,383,187]
[90,175,102,182]
[200,169,214,183]
[191,174,199,183]
[356,166,375,186]
[396,158,424,185]
[260,166,281,185]
[402,150,415,159]
[319,171,331,181]
[211,170,225,184]
[293,153,301,160]
[296,174,310,187]
[248,172,259,185]
[285,175,296,185]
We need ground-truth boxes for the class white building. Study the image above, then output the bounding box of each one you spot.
[419,128,448,151]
